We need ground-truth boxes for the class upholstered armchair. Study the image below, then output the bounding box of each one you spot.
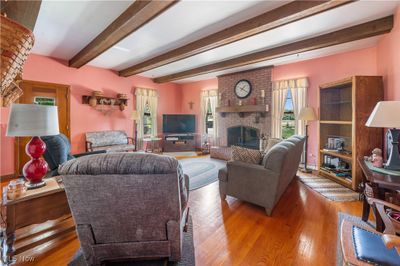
[59,153,190,265]
[42,134,105,177]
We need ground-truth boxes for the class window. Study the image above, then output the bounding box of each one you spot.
[143,102,152,136]
[282,90,295,139]
[205,99,214,135]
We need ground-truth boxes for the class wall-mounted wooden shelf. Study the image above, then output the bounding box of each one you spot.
[82,95,128,106]
[216,105,267,117]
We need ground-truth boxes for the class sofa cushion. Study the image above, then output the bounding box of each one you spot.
[86,130,128,147]
[91,144,136,152]
[231,146,262,165]
[263,138,282,154]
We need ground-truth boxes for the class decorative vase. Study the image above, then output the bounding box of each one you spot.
[89,96,97,107]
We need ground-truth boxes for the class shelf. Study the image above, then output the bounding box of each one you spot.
[319,169,352,187]
[320,120,352,125]
[320,150,352,161]
[216,105,267,118]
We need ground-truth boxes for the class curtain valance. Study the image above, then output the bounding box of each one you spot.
[135,88,159,97]
[272,77,309,91]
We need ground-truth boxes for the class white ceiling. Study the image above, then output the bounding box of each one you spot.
[32,0,400,83]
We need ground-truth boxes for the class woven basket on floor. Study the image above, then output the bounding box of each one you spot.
[1,15,34,106]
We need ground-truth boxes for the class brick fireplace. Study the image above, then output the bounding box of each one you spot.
[217,66,272,148]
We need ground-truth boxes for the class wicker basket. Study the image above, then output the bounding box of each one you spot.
[1,15,34,106]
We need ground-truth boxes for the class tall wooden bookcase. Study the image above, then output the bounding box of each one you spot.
[318,76,384,191]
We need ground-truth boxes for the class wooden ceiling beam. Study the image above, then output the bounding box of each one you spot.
[69,0,178,68]
[153,16,393,83]
[0,0,42,31]
[119,0,353,77]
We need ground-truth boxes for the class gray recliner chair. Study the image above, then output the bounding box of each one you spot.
[59,153,190,265]
[218,135,305,216]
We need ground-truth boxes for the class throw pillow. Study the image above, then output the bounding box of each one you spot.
[264,138,282,154]
[231,146,262,165]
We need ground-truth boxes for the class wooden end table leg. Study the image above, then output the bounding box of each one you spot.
[1,204,16,265]
[361,196,370,222]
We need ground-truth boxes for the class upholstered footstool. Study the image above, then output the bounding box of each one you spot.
[210,146,232,161]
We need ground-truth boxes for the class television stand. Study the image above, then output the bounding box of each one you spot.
[163,133,196,152]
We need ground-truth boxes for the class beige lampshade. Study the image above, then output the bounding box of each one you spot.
[298,107,317,121]
[366,101,400,128]
[6,104,59,137]
[131,110,140,121]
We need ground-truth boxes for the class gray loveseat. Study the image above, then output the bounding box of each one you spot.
[218,135,305,216]
[59,153,189,265]
[85,130,135,152]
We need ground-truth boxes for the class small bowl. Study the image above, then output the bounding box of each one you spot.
[7,179,27,200]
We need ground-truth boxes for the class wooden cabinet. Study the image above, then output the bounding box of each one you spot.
[318,76,384,191]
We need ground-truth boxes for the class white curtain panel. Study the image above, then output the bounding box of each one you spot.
[208,90,218,145]
[291,86,307,136]
[271,87,288,138]
[200,89,218,144]
[135,88,159,148]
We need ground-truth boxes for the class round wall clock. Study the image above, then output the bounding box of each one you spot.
[234,79,252,99]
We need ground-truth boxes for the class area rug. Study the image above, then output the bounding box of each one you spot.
[69,216,195,266]
[336,212,375,266]
[163,151,198,158]
[180,157,226,190]
[297,173,360,202]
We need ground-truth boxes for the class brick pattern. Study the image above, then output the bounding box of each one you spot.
[217,67,273,147]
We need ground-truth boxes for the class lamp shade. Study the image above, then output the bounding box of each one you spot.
[366,101,400,128]
[131,110,140,121]
[298,107,317,121]
[6,104,59,137]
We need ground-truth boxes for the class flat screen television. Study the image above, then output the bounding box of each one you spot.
[163,114,195,134]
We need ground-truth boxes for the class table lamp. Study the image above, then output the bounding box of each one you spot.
[7,104,59,188]
[366,101,400,170]
[298,106,317,173]
[131,110,140,151]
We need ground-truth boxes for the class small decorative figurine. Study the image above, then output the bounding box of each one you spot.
[370,148,384,168]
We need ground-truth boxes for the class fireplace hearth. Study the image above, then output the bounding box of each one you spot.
[227,126,259,150]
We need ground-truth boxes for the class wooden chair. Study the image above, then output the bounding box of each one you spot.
[341,199,400,265]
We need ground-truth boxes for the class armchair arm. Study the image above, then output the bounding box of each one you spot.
[73,150,106,158]
[85,141,93,152]
[368,198,400,234]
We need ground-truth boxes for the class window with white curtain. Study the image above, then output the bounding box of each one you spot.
[282,90,295,139]
[135,88,158,148]
[200,89,218,144]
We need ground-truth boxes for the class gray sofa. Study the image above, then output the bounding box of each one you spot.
[218,135,305,216]
[85,130,135,152]
[59,153,189,265]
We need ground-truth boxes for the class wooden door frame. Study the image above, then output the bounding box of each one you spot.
[14,80,71,175]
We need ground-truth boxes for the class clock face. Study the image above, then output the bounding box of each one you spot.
[234,80,252,99]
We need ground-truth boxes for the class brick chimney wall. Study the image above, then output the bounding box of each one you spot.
[217,66,273,147]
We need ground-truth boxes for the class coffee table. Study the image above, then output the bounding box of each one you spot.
[1,177,73,265]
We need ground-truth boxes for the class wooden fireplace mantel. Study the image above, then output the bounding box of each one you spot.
[216,105,267,117]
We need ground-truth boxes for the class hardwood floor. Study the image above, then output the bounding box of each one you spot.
[12,174,363,266]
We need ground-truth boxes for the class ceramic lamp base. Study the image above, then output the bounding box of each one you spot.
[25,180,46,190]
[23,136,49,189]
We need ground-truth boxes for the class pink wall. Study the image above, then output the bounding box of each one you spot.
[180,78,218,136]
[377,6,400,101]
[0,54,182,175]
[273,47,379,165]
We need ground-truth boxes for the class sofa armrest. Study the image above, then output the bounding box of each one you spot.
[227,161,273,178]
[73,150,107,158]
[85,141,93,152]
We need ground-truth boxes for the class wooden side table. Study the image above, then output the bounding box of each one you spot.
[143,137,163,153]
[1,178,73,265]
[358,157,400,232]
